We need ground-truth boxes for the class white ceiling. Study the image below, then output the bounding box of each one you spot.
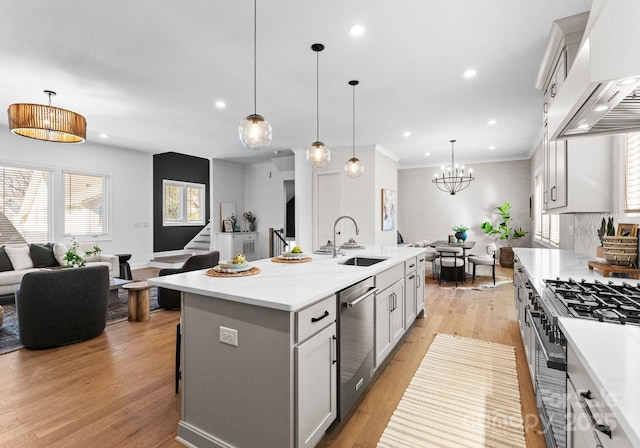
[0,0,592,169]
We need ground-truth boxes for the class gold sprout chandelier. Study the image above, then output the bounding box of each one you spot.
[432,139,475,195]
[7,90,86,143]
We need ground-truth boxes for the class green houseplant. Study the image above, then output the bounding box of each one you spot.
[63,240,101,268]
[596,217,615,258]
[480,201,528,267]
[451,224,469,242]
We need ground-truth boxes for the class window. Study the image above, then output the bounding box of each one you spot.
[163,180,205,226]
[535,172,560,246]
[64,171,110,238]
[625,132,640,214]
[0,165,51,244]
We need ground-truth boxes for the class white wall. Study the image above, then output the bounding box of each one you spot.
[243,160,294,259]
[398,159,532,255]
[211,160,246,236]
[0,130,153,268]
[311,145,397,249]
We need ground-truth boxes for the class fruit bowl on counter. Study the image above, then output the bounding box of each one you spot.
[216,254,250,271]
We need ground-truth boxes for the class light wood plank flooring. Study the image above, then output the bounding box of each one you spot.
[0,266,546,447]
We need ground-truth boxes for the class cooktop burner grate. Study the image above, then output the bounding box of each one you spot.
[544,278,640,325]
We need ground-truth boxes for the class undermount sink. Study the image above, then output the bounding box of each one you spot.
[340,257,387,267]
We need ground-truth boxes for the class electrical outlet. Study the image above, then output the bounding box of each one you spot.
[219,326,238,347]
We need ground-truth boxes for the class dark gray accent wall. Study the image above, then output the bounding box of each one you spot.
[153,152,210,252]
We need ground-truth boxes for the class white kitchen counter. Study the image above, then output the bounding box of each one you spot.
[559,317,640,447]
[148,245,425,311]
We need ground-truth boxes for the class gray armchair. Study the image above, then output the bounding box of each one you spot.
[158,251,220,309]
[16,265,109,349]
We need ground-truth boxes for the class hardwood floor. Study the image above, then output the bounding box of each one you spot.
[0,266,546,448]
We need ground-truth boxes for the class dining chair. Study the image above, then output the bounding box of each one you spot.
[410,240,437,278]
[467,243,498,284]
[434,246,465,286]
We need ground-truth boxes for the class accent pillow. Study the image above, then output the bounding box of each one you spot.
[29,243,59,268]
[5,245,34,270]
[53,243,68,266]
[0,246,14,272]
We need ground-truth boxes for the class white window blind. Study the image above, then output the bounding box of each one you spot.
[625,132,640,214]
[0,166,50,244]
[163,180,205,226]
[64,172,110,237]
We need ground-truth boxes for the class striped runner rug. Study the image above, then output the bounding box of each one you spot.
[378,333,527,448]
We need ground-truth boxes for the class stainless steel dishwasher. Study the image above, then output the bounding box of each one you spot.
[336,276,377,420]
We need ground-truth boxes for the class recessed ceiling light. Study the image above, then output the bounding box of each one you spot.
[487,119,497,125]
[424,152,431,157]
[348,24,366,36]
[463,69,477,79]
[273,150,282,154]
[403,131,411,137]
[489,145,495,150]
[215,100,226,109]
[592,104,609,112]
[99,133,108,139]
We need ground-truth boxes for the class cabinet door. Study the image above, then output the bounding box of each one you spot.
[390,281,405,347]
[416,265,426,317]
[375,288,393,367]
[552,140,567,208]
[404,271,417,328]
[296,322,337,448]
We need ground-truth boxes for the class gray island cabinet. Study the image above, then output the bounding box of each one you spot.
[149,245,426,448]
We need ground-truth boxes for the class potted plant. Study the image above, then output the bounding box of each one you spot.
[451,224,469,242]
[596,217,615,258]
[480,201,528,267]
[243,211,257,232]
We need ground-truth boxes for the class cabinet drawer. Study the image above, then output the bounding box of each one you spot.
[404,257,417,274]
[296,295,336,343]
[416,251,426,268]
[376,264,404,292]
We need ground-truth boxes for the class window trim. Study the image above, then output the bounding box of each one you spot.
[63,169,111,240]
[625,132,640,215]
[162,179,206,227]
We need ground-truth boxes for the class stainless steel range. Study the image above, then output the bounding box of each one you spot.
[529,278,640,448]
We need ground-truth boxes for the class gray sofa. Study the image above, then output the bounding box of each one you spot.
[0,242,118,297]
[16,265,110,349]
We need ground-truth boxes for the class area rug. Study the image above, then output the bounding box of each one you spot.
[0,288,159,355]
[377,333,526,448]
[434,275,513,290]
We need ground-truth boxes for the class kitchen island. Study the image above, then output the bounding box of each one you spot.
[149,245,426,448]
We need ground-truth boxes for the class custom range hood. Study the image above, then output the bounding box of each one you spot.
[547,0,640,140]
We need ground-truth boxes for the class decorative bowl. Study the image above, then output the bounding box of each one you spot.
[280,252,305,259]
[218,260,249,270]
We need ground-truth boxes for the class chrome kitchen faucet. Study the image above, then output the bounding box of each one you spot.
[333,215,359,258]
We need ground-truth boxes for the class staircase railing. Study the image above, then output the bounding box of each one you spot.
[269,228,289,257]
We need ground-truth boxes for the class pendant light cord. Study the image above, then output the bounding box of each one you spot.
[316,50,320,142]
[253,0,257,115]
[352,83,356,158]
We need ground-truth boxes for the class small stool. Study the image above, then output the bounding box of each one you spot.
[123,281,152,322]
[116,254,133,280]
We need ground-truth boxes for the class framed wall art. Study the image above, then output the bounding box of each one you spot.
[223,219,233,233]
[617,223,638,237]
[381,188,396,231]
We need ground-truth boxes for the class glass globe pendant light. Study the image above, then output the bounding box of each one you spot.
[238,0,272,150]
[306,43,331,168]
[345,80,364,178]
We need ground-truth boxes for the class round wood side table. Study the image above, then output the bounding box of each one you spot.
[123,281,152,322]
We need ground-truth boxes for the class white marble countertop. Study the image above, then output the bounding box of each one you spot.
[559,317,640,447]
[513,247,638,295]
[148,245,425,312]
